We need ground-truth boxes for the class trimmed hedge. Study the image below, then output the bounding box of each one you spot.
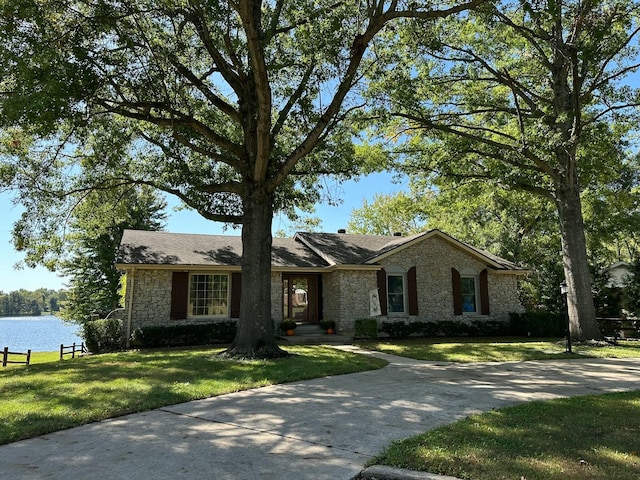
[131,321,237,348]
[354,318,378,339]
[83,318,124,353]
[379,319,511,339]
[509,311,566,337]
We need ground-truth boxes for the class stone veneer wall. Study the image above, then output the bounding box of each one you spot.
[322,269,378,334]
[326,236,524,334]
[123,269,284,332]
[125,269,173,329]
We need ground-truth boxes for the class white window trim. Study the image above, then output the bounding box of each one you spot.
[386,266,407,315]
[460,274,480,314]
[188,273,230,318]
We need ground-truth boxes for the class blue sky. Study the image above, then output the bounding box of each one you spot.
[0,172,406,292]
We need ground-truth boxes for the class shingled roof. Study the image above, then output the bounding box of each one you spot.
[117,230,329,269]
[117,229,526,273]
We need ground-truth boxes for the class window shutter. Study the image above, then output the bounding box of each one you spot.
[230,272,242,318]
[377,268,388,315]
[407,266,419,315]
[480,269,490,315]
[170,272,189,320]
[451,268,462,316]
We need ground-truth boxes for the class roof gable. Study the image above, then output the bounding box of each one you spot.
[117,229,526,273]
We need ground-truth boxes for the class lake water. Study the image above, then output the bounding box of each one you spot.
[0,315,84,352]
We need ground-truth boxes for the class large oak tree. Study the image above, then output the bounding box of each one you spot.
[364,0,640,340]
[0,0,484,356]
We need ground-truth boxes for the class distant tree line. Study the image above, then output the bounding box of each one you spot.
[0,288,67,316]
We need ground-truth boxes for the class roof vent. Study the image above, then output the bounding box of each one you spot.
[337,229,346,234]
[393,232,403,237]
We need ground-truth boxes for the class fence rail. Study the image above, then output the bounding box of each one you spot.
[2,346,31,367]
[60,342,87,360]
[597,317,640,343]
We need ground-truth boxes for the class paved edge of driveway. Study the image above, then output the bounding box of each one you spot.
[351,465,462,480]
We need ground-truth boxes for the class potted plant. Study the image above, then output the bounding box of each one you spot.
[279,320,297,336]
[319,320,336,334]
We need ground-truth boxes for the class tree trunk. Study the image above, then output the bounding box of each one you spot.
[555,183,602,341]
[225,186,288,358]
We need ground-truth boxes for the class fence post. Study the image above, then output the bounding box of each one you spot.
[26,349,31,365]
[60,344,64,361]
[2,346,7,367]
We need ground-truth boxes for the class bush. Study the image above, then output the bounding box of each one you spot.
[132,321,237,348]
[279,320,297,332]
[354,318,378,339]
[509,311,566,337]
[470,320,511,337]
[319,319,336,331]
[83,318,124,353]
[409,321,439,338]
[380,321,412,339]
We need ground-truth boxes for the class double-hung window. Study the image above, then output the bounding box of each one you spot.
[189,274,229,317]
[387,267,406,314]
[460,276,477,313]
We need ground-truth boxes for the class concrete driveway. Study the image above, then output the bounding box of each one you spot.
[2,347,640,479]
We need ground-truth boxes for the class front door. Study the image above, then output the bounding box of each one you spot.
[283,274,321,323]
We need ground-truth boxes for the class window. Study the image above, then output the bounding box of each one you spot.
[189,274,229,317]
[460,276,477,313]
[387,273,406,314]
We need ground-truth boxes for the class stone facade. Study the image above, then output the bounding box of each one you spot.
[323,236,524,333]
[122,236,524,337]
[321,269,378,333]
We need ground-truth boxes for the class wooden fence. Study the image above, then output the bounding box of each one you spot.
[2,346,31,367]
[597,318,640,343]
[60,342,87,360]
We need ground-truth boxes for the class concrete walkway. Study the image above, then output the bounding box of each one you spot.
[2,348,640,479]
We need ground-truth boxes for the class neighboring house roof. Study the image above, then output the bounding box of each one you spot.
[117,228,527,273]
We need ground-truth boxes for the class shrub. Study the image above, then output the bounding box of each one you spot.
[132,321,237,348]
[509,311,566,337]
[470,320,511,337]
[409,321,439,338]
[83,318,124,353]
[380,321,411,339]
[354,318,378,339]
[319,319,336,331]
[279,320,297,332]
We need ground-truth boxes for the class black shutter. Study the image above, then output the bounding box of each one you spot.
[407,266,419,315]
[230,272,242,318]
[170,272,189,320]
[480,269,490,315]
[377,268,388,315]
[451,268,462,316]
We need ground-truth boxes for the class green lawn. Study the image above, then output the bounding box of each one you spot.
[0,346,387,445]
[371,391,640,480]
[358,337,640,479]
[357,337,640,362]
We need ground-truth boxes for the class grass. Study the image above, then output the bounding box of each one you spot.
[0,345,387,445]
[357,337,640,362]
[370,391,640,480]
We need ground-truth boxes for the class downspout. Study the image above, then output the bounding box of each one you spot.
[125,268,136,349]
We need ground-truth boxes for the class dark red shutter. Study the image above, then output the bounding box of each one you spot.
[377,268,388,315]
[451,268,462,316]
[480,269,490,315]
[230,272,242,318]
[407,266,419,315]
[170,272,189,320]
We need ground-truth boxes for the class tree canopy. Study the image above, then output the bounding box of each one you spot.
[361,0,640,339]
[1,0,485,356]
